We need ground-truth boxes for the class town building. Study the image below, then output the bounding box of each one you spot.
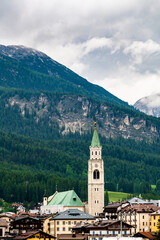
[72,219,133,238]
[151,209,160,232]
[9,215,43,235]
[102,202,121,220]
[41,190,85,214]
[49,208,95,237]
[88,122,104,216]
[118,203,160,234]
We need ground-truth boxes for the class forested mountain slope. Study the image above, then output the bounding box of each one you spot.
[1,130,160,204]
[0,45,129,107]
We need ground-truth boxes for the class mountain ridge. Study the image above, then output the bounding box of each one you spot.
[0,44,130,107]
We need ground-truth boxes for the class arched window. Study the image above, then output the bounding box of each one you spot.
[95,151,97,155]
[93,169,100,179]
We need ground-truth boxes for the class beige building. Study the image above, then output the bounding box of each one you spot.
[118,203,159,235]
[49,209,94,237]
[88,122,104,216]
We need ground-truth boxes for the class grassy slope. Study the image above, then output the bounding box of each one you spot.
[108,191,133,202]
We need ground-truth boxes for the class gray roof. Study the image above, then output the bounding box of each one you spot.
[50,209,95,220]
[126,197,146,204]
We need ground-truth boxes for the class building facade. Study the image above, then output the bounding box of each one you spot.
[118,203,160,234]
[151,209,160,232]
[88,122,104,216]
[49,209,95,237]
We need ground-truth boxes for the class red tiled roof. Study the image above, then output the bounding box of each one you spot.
[135,232,155,239]
[14,230,55,240]
[120,204,160,213]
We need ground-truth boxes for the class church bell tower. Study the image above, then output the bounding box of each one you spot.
[88,122,104,216]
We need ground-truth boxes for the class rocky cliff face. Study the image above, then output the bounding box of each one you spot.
[5,93,160,141]
[134,93,160,117]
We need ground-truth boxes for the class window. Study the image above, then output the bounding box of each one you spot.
[68,227,71,231]
[57,227,59,231]
[74,221,76,225]
[143,215,144,219]
[93,231,95,235]
[63,221,65,225]
[92,151,93,155]
[57,221,59,225]
[100,231,102,235]
[154,223,156,226]
[68,221,71,225]
[113,225,115,228]
[113,231,115,235]
[118,225,120,228]
[93,169,100,179]
[97,188,99,191]
[154,216,156,220]
[107,231,109,235]
[124,231,127,235]
[95,151,97,155]
[143,229,144,232]
[63,227,65,231]
[143,222,144,226]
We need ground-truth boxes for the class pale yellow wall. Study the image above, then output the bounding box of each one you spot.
[43,216,56,234]
[50,219,94,237]
[119,212,151,234]
[151,215,160,232]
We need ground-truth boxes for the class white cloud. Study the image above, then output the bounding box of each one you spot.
[123,40,160,64]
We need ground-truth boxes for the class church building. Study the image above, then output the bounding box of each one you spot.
[41,122,104,217]
[88,122,104,216]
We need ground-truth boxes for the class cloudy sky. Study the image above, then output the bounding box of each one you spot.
[0,0,160,104]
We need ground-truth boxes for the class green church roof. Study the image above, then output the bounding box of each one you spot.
[48,190,84,207]
[91,122,101,148]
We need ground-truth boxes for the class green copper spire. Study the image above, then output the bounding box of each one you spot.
[91,122,101,148]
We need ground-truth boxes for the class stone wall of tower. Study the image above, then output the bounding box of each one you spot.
[88,146,104,216]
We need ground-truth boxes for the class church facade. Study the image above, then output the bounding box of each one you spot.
[88,122,104,216]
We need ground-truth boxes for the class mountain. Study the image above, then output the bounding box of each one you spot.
[1,45,160,203]
[0,88,159,141]
[0,44,129,107]
[0,45,160,141]
[134,93,160,117]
